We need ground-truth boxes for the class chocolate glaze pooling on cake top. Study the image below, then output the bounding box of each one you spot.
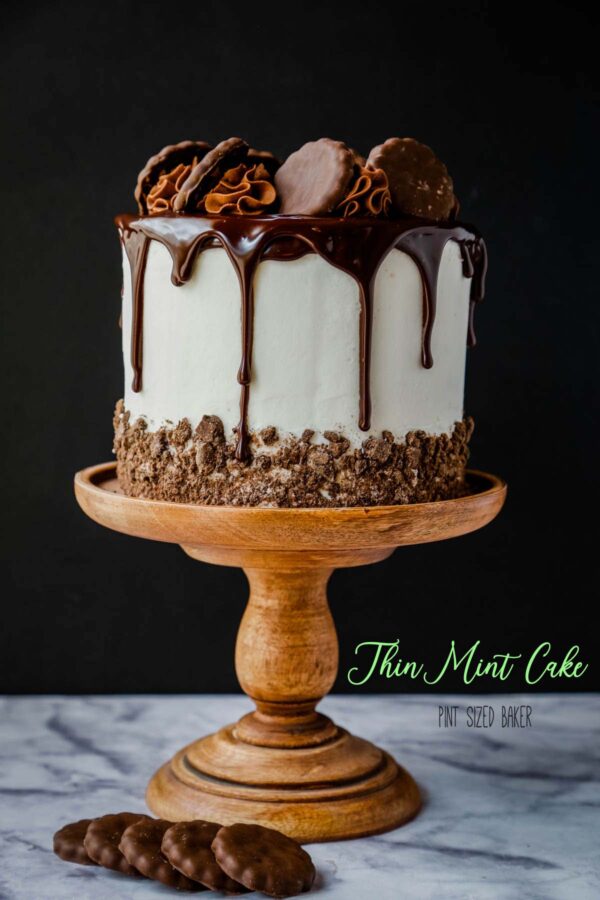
[117,213,487,461]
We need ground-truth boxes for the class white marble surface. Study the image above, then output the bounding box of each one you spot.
[0,694,598,899]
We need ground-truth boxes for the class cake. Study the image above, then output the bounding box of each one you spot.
[113,136,487,507]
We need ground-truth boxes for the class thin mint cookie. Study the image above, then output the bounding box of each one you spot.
[174,137,249,211]
[53,818,97,866]
[135,141,213,214]
[367,136,455,221]
[162,820,248,893]
[212,823,316,898]
[84,812,149,875]
[275,138,355,215]
[120,818,203,891]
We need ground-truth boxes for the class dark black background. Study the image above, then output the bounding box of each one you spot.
[2,1,598,694]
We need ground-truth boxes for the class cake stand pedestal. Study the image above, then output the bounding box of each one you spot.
[75,463,505,842]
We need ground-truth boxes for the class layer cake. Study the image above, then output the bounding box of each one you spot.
[113,136,487,506]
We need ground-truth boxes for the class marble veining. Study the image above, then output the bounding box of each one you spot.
[0,694,598,899]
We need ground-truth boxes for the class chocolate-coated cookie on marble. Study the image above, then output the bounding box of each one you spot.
[84,812,150,875]
[212,823,316,898]
[53,818,98,866]
[120,818,203,891]
[275,138,356,215]
[174,137,249,212]
[367,136,455,221]
[162,820,249,893]
[135,141,213,214]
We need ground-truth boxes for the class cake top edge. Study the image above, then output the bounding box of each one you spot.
[132,136,460,223]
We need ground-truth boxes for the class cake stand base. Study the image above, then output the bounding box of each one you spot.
[75,463,505,842]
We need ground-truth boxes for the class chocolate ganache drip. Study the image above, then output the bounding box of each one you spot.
[460,238,488,347]
[119,228,150,393]
[116,214,486,460]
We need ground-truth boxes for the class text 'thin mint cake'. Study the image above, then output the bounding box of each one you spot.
[113,135,487,506]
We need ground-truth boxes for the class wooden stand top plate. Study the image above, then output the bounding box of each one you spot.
[75,462,506,560]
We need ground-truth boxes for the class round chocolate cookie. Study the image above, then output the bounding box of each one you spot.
[274,138,356,215]
[367,136,455,221]
[135,141,213,214]
[162,820,249,893]
[174,137,249,212]
[83,812,149,875]
[120,818,203,891]
[53,818,97,866]
[212,823,316,898]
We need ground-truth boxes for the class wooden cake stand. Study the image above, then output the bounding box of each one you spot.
[75,462,505,842]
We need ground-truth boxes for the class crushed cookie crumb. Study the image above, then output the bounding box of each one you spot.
[114,402,473,507]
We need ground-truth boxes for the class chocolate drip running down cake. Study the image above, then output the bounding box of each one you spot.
[114,136,487,507]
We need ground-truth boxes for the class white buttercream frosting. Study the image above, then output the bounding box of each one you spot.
[122,240,470,446]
